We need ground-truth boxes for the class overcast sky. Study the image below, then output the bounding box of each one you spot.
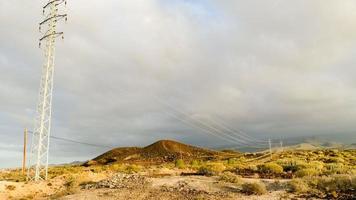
[1,0,356,168]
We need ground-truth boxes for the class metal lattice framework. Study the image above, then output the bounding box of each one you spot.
[27,0,67,181]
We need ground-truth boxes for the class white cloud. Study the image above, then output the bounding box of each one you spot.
[1,0,356,167]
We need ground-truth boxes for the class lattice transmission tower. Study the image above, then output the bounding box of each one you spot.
[27,0,67,181]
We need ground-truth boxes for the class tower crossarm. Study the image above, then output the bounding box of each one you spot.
[39,14,67,26]
[43,0,67,10]
[39,32,64,42]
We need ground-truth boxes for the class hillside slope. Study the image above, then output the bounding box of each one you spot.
[86,140,238,165]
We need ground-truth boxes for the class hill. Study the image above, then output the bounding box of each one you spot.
[85,140,238,165]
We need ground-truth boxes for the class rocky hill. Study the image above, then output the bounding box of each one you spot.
[85,140,238,165]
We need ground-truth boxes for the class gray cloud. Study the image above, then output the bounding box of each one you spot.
[1,0,356,168]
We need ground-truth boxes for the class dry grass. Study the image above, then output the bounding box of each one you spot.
[241,181,267,195]
[288,179,309,194]
[219,172,242,184]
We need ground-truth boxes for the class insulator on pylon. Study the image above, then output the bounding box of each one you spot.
[62,35,64,40]
[39,26,41,32]
[65,17,68,22]
[39,42,41,48]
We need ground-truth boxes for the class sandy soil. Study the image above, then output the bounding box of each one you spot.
[0,174,319,200]
[60,176,305,200]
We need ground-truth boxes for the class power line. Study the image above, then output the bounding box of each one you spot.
[213,116,268,143]
[115,87,269,148]
[206,117,268,146]
[150,87,269,145]
[27,131,113,149]
[157,98,268,148]
[51,136,113,148]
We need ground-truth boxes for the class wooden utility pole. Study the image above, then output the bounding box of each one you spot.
[269,139,272,160]
[22,128,28,174]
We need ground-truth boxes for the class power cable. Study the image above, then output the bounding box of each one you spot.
[27,131,113,148]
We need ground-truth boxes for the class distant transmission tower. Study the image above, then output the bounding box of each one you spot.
[27,0,67,181]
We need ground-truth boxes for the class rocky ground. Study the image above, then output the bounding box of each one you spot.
[60,174,309,200]
[0,171,335,200]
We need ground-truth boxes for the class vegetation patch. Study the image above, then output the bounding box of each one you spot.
[288,179,309,194]
[258,162,283,174]
[241,182,267,195]
[219,172,242,184]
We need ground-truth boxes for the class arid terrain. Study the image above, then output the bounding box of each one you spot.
[1,140,355,200]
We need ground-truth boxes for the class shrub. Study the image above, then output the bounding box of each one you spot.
[0,170,26,182]
[124,164,143,173]
[175,159,185,169]
[296,175,356,197]
[258,162,283,174]
[327,157,344,164]
[64,175,77,189]
[197,166,214,176]
[190,160,201,170]
[296,168,319,177]
[307,161,324,172]
[199,163,226,175]
[241,182,267,195]
[234,164,248,171]
[50,175,79,198]
[277,159,299,172]
[219,172,242,184]
[110,164,125,172]
[208,163,226,173]
[316,175,353,193]
[288,179,309,194]
[228,158,237,165]
[325,163,347,175]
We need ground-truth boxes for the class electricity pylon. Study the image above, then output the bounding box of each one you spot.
[27,0,67,181]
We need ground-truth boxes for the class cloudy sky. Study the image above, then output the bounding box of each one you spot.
[1,0,356,168]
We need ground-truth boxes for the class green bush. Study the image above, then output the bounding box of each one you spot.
[227,158,237,165]
[258,162,283,174]
[190,160,201,170]
[175,159,185,169]
[296,168,319,177]
[288,179,309,194]
[241,182,267,195]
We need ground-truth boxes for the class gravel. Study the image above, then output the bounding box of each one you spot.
[82,173,150,190]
